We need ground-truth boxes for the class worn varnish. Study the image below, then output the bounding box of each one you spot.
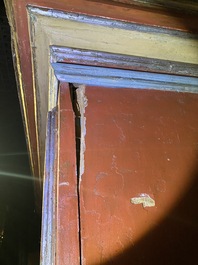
[79,87,198,264]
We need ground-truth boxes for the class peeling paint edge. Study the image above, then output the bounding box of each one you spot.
[131,194,155,208]
[75,84,88,182]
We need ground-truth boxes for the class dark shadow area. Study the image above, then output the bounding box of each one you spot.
[89,0,198,33]
[0,2,41,265]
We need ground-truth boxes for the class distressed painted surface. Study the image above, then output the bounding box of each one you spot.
[80,87,198,264]
[28,7,198,172]
[5,0,198,185]
[56,83,80,265]
[27,6,198,179]
[52,63,198,92]
[40,109,57,265]
[51,46,198,77]
[28,2,198,177]
[5,1,198,263]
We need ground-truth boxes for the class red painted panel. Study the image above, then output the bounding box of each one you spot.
[80,87,198,264]
[56,83,80,265]
[13,0,198,32]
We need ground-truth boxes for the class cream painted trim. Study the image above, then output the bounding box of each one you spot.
[29,7,198,64]
[27,6,198,178]
[48,65,58,111]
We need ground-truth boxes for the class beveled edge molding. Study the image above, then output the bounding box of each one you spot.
[51,46,198,77]
[51,62,198,93]
[27,5,198,181]
[50,46,198,119]
[27,5,198,38]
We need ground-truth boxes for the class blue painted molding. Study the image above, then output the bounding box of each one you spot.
[50,46,198,77]
[40,109,57,265]
[51,62,198,93]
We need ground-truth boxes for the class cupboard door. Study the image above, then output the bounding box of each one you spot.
[79,86,198,265]
[41,83,80,265]
[42,83,198,264]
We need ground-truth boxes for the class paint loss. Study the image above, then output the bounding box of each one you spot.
[131,194,155,208]
[70,84,87,182]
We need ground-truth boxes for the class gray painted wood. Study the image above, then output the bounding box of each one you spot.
[51,46,198,77]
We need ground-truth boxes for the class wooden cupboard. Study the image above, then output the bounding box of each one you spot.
[5,0,198,264]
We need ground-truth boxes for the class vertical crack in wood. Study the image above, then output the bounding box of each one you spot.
[69,83,87,265]
[70,83,87,182]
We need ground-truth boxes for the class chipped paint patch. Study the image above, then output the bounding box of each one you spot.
[131,194,155,208]
[75,85,88,182]
[59,182,70,186]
